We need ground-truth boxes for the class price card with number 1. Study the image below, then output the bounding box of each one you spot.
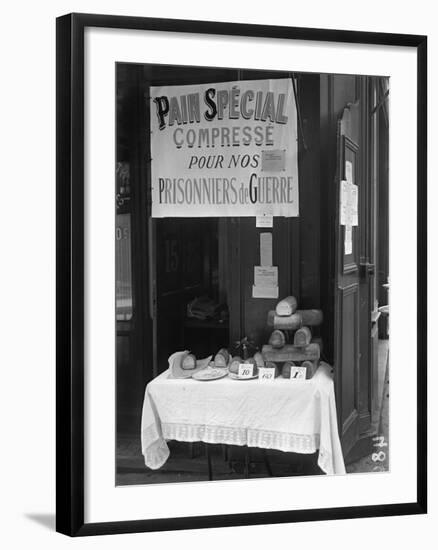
[289,366,306,380]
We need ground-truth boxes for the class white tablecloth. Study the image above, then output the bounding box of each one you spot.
[141,362,346,475]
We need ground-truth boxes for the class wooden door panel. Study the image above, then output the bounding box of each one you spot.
[337,284,360,454]
[339,285,359,420]
[334,101,361,457]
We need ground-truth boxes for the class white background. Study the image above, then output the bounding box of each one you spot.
[0,0,435,548]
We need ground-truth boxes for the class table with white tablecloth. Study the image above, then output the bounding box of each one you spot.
[141,362,345,475]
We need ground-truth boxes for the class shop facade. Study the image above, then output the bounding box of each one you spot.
[116,63,389,469]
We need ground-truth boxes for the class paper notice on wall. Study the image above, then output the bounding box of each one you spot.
[345,160,353,183]
[254,266,278,287]
[253,232,278,298]
[260,232,273,266]
[262,149,286,172]
[340,180,358,226]
[345,225,353,254]
[252,285,279,299]
[350,184,358,226]
[340,180,349,225]
[256,213,273,228]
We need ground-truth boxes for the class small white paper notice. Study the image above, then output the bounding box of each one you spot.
[289,366,306,380]
[260,232,273,266]
[256,214,273,228]
[238,363,254,378]
[340,180,359,227]
[258,367,275,381]
[340,180,349,226]
[345,225,353,255]
[345,160,353,183]
[252,285,279,299]
[254,266,278,287]
[262,149,286,172]
[350,184,358,226]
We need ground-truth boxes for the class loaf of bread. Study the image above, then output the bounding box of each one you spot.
[229,356,243,374]
[253,351,265,368]
[302,360,319,379]
[294,326,312,347]
[275,296,298,316]
[282,361,296,378]
[269,329,286,349]
[214,348,230,368]
[181,353,197,370]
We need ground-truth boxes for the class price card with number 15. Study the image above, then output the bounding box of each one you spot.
[258,367,275,381]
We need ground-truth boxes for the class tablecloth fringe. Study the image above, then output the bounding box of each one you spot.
[161,422,320,454]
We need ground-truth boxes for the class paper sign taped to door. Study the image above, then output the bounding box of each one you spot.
[340,180,358,227]
[345,160,353,183]
[260,232,273,266]
[350,184,358,226]
[252,285,279,299]
[256,214,274,228]
[345,225,353,254]
[254,266,278,287]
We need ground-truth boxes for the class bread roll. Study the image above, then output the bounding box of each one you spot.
[294,326,312,347]
[275,296,298,316]
[181,353,197,370]
[282,361,296,378]
[214,348,230,368]
[253,351,265,368]
[229,356,243,374]
[269,329,286,349]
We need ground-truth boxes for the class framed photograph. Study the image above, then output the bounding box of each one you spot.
[56,13,427,536]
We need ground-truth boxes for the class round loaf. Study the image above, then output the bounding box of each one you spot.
[181,353,197,370]
[282,361,296,378]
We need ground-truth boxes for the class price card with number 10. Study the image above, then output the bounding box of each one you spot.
[238,363,254,378]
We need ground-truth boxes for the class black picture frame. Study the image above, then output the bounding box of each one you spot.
[56,12,427,537]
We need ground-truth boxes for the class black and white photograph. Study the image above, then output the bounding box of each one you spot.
[0,0,432,546]
[53,10,426,537]
[115,63,390,486]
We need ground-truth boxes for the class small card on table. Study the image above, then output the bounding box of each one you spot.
[258,367,276,381]
[238,363,254,378]
[289,366,306,380]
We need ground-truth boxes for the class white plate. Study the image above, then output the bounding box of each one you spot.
[228,372,258,380]
[192,367,229,381]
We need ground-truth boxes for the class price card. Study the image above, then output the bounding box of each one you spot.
[258,367,275,381]
[238,363,254,378]
[289,366,306,380]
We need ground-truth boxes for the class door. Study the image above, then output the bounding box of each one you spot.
[153,219,208,374]
[334,100,362,458]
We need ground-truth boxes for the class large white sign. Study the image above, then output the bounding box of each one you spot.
[150,78,299,217]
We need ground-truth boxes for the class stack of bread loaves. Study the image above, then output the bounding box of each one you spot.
[263,296,323,379]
